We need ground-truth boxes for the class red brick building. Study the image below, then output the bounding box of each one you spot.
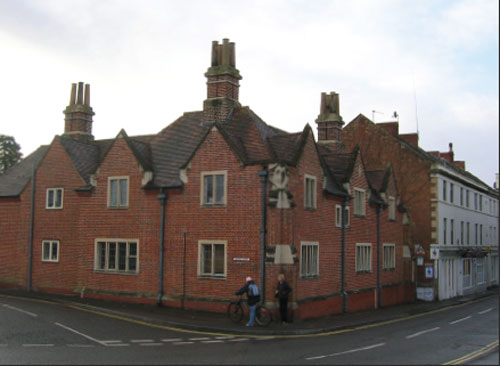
[0,39,413,320]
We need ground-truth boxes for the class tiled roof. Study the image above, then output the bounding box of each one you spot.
[0,145,49,197]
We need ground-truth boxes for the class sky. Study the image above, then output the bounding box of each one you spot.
[0,0,498,186]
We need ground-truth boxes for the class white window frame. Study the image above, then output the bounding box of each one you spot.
[476,258,485,284]
[356,243,372,273]
[383,243,395,270]
[197,240,227,277]
[463,259,472,289]
[300,241,319,277]
[200,171,227,206]
[442,180,447,201]
[353,188,366,217]
[42,240,59,262]
[335,205,350,227]
[46,188,64,209]
[304,174,317,210]
[388,196,396,221]
[107,176,129,208]
[94,239,139,273]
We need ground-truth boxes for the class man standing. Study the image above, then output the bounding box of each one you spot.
[275,273,292,324]
[236,276,260,327]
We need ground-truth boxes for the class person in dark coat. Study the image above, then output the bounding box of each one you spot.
[235,276,260,326]
[275,273,292,324]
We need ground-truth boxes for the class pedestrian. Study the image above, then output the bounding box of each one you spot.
[275,273,292,324]
[235,276,260,327]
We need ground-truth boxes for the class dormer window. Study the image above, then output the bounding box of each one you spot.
[108,177,129,208]
[304,175,317,210]
[388,196,396,221]
[46,188,63,209]
[201,171,227,206]
[354,188,366,217]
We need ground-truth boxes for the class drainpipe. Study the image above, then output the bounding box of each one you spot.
[27,163,35,292]
[157,189,168,306]
[341,197,348,313]
[258,169,268,304]
[182,232,187,309]
[376,204,382,308]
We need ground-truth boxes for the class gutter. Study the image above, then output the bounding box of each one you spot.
[27,163,36,292]
[258,169,268,304]
[157,189,168,306]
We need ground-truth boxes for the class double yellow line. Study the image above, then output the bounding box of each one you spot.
[443,340,498,365]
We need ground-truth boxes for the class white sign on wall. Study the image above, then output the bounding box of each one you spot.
[430,245,440,260]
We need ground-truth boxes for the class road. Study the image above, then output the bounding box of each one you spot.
[0,293,497,364]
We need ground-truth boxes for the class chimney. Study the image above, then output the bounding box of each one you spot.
[316,92,344,146]
[399,133,419,148]
[440,142,454,163]
[202,39,242,123]
[63,82,95,142]
[378,122,399,137]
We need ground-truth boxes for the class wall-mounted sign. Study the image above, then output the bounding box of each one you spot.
[417,257,424,266]
[425,264,434,279]
[430,245,439,260]
[233,257,250,262]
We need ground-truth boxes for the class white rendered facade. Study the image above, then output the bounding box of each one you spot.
[431,163,498,301]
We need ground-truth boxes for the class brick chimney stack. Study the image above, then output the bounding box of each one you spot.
[316,91,344,147]
[63,82,95,142]
[202,39,242,123]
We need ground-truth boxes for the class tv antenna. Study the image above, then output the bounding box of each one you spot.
[372,110,383,122]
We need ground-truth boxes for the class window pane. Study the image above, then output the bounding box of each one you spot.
[110,180,118,206]
[213,244,225,274]
[47,190,54,208]
[215,175,224,203]
[98,242,106,270]
[120,179,128,206]
[301,246,307,275]
[51,242,58,260]
[312,245,318,275]
[202,245,212,274]
[43,242,50,260]
[129,243,137,257]
[118,242,127,270]
[56,189,62,207]
[108,242,116,269]
[204,176,213,204]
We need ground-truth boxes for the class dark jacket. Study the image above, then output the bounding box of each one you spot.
[276,280,292,299]
[236,281,260,306]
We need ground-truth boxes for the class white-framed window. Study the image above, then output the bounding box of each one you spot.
[304,175,317,210]
[449,183,454,203]
[42,240,59,262]
[198,240,227,277]
[466,190,470,207]
[356,243,372,272]
[95,239,138,273]
[463,259,472,288]
[300,241,319,277]
[460,187,464,206]
[466,222,470,245]
[450,219,455,245]
[383,244,395,270]
[335,205,350,227]
[388,196,396,221]
[108,177,129,208]
[201,171,227,206]
[476,258,485,284]
[46,188,63,209]
[443,218,447,245]
[442,180,447,201]
[460,221,464,245]
[354,188,366,216]
[479,195,483,211]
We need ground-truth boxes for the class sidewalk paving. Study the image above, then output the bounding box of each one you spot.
[0,287,497,336]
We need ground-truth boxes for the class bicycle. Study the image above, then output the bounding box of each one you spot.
[227,295,273,326]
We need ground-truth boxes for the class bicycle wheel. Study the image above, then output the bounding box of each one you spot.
[255,306,272,326]
[227,302,244,323]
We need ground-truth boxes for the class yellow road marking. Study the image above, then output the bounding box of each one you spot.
[0,293,489,339]
[442,339,498,365]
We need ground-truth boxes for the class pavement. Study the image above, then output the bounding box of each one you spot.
[0,287,498,336]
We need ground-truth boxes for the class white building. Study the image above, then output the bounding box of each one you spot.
[431,163,498,300]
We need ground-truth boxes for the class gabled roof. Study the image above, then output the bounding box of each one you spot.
[348,114,496,195]
[0,145,49,197]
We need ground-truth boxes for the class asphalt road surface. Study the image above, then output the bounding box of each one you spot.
[0,293,497,364]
